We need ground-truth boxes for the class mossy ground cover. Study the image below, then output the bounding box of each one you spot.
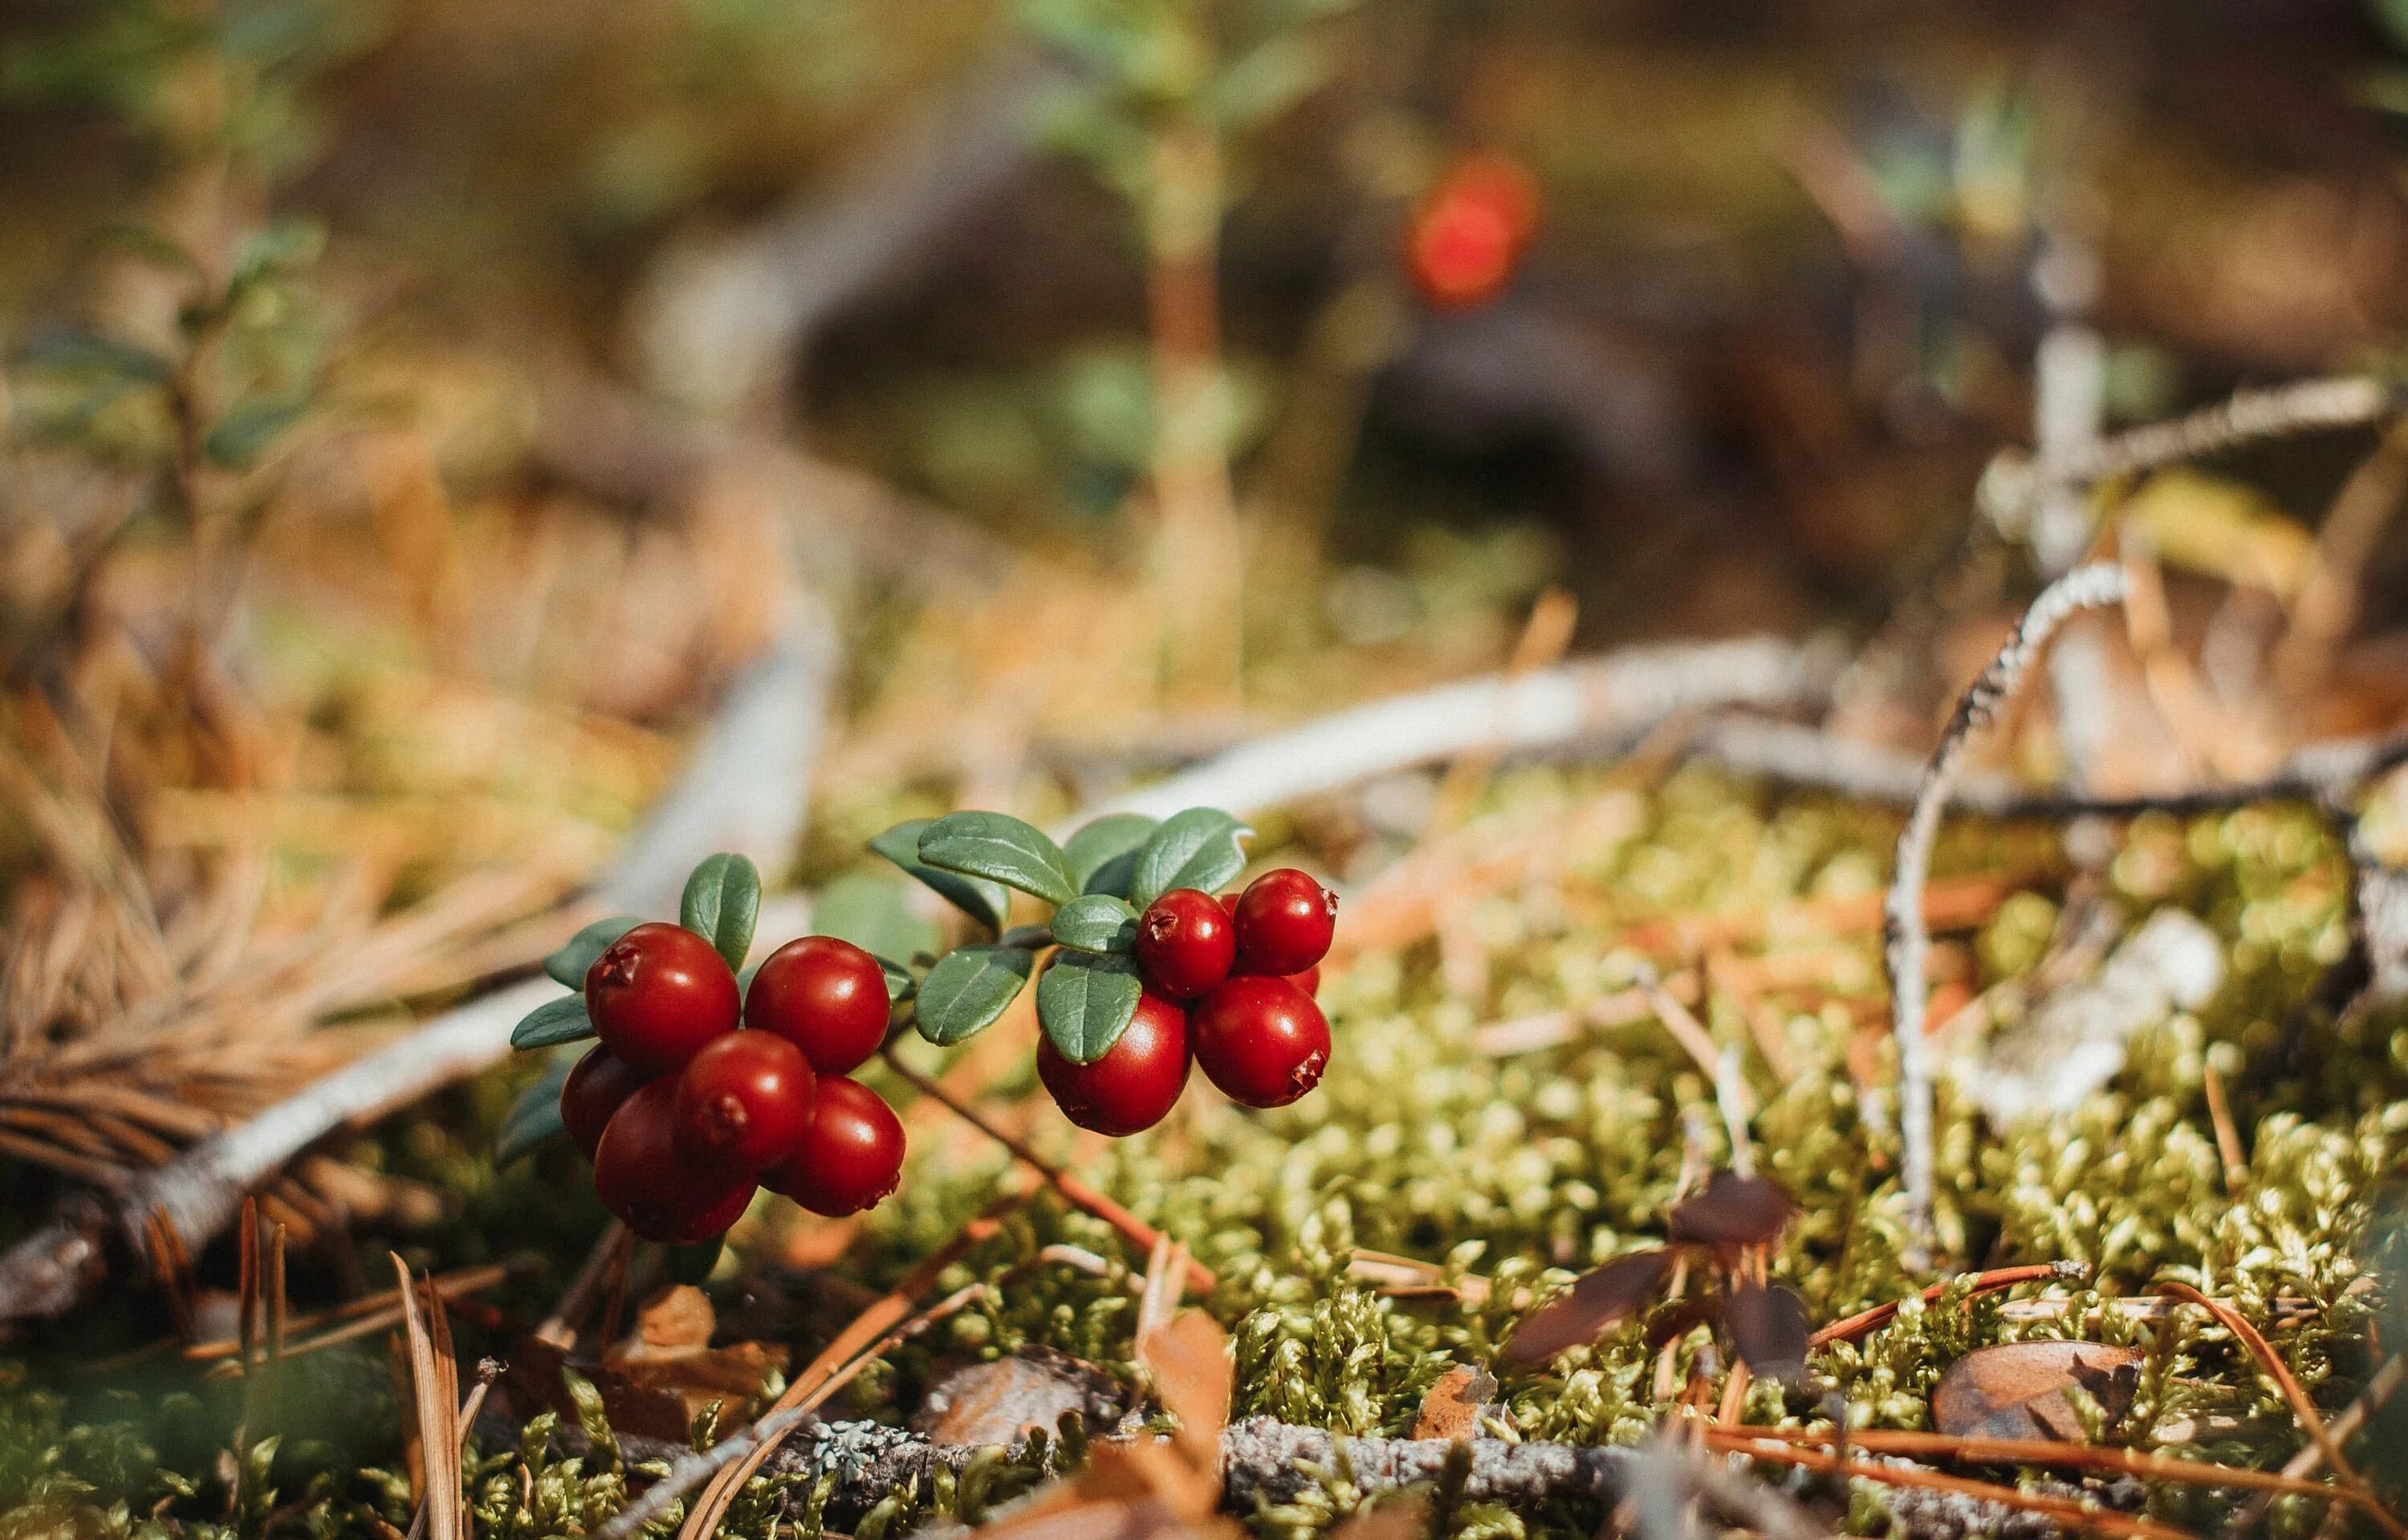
[4,766,2401,1540]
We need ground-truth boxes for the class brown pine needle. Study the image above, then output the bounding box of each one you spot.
[657,1187,1035,1540]
[2153,1281,2397,1537]
[1723,1425,2394,1524]
[1811,1262,2089,1347]
[1699,1431,2198,1540]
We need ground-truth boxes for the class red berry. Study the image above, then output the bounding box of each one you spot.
[1036,989,1190,1136]
[763,1075,905,1217]
[1135,888,1237,1000]
[559,1046,646,1160]
[1192,975,1331,1108]
[585,922,741,1076]
[1407,154,1540,311]
[1231,868,1338,977]
[746,936,890,1075]
[673,1031,817,1173]
[1286,964,1320,998]
[592,1079,757,1242]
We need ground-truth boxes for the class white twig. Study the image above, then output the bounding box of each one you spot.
[1982,376,2396,532]
[1088,636,1841,823]
[1684,714,2408,820]
[1885,563,2129,1260]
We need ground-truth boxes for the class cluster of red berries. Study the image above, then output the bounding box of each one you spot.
[560,926,905,1243]
[1405,152,1542,311]
[1037,869,1336,1138]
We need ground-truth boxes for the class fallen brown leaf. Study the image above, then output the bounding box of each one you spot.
[1930,1341,2142,1441]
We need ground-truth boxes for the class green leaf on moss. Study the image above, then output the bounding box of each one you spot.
[915,945,1035,1046]
[680,852,760,970]
[1035,953,1141,1063]
[1129,807,1251,908]
[918,811,1076,905]
[871,819,1011,934]
[543,914,641,988]
[510,993,593,1051]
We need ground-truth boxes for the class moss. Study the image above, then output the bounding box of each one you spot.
[10,766,2406,1540]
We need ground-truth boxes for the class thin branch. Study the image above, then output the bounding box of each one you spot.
[1981,376,2398,530]
[1887,562,2129,1262]
[1684,715,2408,820]
[1084,636,1842,823]
[879,1050,1215,1297]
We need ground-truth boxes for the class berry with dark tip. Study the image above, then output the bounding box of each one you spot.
[1230,868,1338,978]
[592,1078,757,1242]
[673,1030,817,1173]
[1192,974,1331,1108]
[1036,989,1190,1136]
[585,921,742,1076]
[1135,888,1237,1000]
[763,1075,905,1217]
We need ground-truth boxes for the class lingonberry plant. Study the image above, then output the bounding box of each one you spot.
[871,807,1335,1128]
[496,807,1336,1244]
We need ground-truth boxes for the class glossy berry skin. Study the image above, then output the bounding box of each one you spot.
[1037,990,1190,1136]
[1232,868,1339,978]
[746,936,890,1075]
[592,1078,757,1242]
[1135,888,1237,1000]
[673,1030,817,1173]
[560,1046,647,1160]
[1192,975,1332,1109]
[1286,965,1320,998]
[763,1076,905,1217]
[585,922,741,1076]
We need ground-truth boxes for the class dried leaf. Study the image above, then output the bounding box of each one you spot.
[617,1285,714,1358]
[1138,1309,1233,1453]
[1930,1341,2143,1441]
[393,1256,462,1540]
[1666,1170,1797,1248]
[1500,1248,1674,1365]
[913,1351,1129,1448]
[1411,1363,1499,1440]
[1721,1282,1811,1384]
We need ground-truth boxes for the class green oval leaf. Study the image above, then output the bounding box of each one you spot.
[1129,807,1253,910]
[1065,813,1158,896]
[495,1053,576,1164]
[870,819,1011,934]
[1035,953,1143,1064]
[544,914,643,989]
[680,853,761,971]
[510,993,595,1051]
[811,870,942,965]
[1051,893,1138,953]
[917,811,1076,905]
[914,945,1035,1046]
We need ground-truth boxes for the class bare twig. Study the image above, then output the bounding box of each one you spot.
[661,1187,1034,1540]
[1887,563,2129,1260]
[1088,636,1842,823]
[879,1050,1215,1296]
[1684,715,2408,820]
[1982,376,2397,530]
